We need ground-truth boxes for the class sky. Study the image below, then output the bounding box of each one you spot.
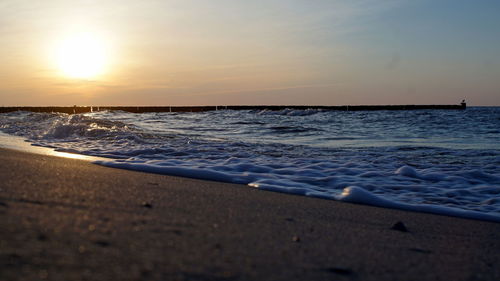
[1,0,499,106]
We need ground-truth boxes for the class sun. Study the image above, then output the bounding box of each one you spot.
[54,32,109,79]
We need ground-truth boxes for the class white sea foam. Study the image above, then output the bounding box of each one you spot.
[1,108,499,222]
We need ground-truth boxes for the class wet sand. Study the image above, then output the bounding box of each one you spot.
[0,148,499,281]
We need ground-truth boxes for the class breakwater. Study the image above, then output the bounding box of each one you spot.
[0,103,466,114]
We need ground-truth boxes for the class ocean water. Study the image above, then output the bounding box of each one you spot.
[1,107,499,222]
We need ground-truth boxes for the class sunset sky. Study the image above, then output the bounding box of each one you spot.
[1,0,499,106]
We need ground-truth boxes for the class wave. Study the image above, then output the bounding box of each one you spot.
[1,108,499,222]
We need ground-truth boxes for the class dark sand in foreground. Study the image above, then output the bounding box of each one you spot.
[0,148,499,281]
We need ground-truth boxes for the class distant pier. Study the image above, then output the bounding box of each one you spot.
[0,103,466,114]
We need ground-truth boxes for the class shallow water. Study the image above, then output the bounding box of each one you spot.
[1,107,499,222]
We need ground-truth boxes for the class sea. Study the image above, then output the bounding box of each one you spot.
[1,107,499,222]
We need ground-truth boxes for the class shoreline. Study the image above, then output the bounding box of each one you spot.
[1,148,499,280]
[3,133,498,223]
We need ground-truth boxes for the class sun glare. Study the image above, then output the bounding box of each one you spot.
[54,33,109,79]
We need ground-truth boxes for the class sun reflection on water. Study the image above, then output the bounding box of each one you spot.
[0,132,107,162]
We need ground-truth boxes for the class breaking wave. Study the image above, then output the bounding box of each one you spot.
[1,107,499,222]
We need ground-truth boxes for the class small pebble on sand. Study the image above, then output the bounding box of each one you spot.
[391,221,408,232]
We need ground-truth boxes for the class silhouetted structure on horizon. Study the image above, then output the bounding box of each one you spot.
[0,102,467,114]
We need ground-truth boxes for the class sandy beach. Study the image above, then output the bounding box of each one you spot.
[0,148,499,281]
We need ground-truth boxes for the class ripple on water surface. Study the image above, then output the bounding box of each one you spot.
[1,107,499,222]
